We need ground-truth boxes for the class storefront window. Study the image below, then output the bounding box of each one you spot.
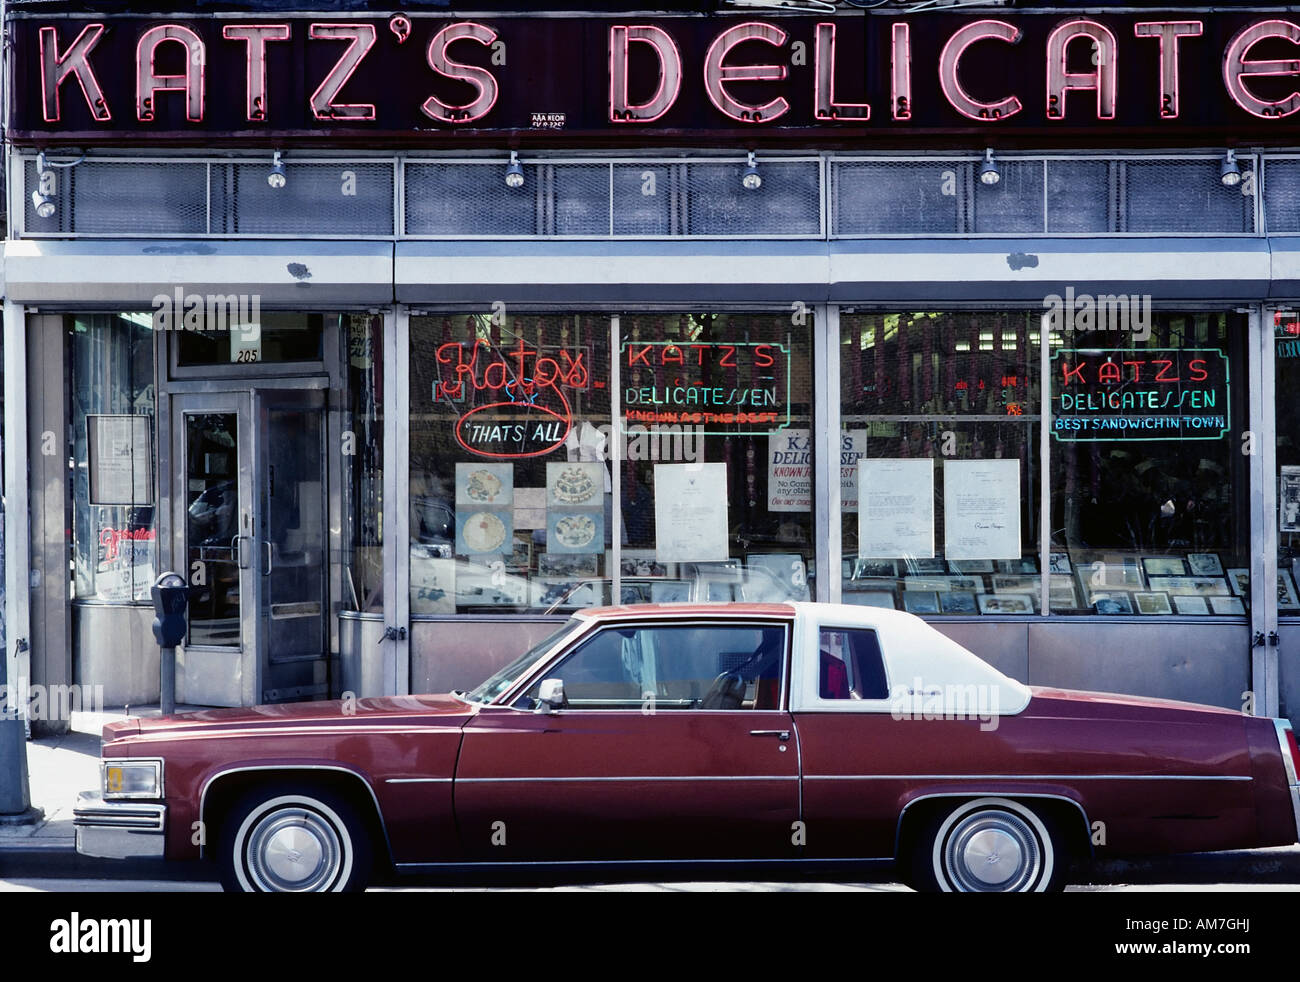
[176,311,324,366]
[342,314,383,612]
[1050,312,1248,616]
[408,311,815,616]
[70,313,157,603]
[1272,313,1300,617]
[839,312,1041,615]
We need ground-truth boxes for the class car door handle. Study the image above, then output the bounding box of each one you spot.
[749,729,790,741]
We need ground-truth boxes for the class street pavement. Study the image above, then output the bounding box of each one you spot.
[4,707,1300,892]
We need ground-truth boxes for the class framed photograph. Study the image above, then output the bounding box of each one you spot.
[949,559,994,575]
[455,462,514,507]
[547,510,603,555]
[1048,576,1079,611]
[1145,576,1230,597]
[1280,571,1300,611]
[1048,552,1072,575]
[902,558,948,576]
[612,550,673,578]
[854,559,897,579]
[1092,592,1134,615]
[1134,592,1173,615]
[940,591,978,614]
[1282,465,1300,533]
[547,461,604,509]
[841,559,853,580]
[904,577,951,593]
[846,591,896,610]
[992,574,1039,594]
[1077,563,1145,591]
[1226,568,1250,597]
[455,508,512,556]
[505,535,532,572]
[844,576,896,594]
[538,553,599,578]
[1142,556,1186,577]
[902,591,942,615]
[1172,595,1210,615]
[996,558,1038,574]
[1209,596,1246,615]
[1186,553,1225,577]
[977,593,1034,615]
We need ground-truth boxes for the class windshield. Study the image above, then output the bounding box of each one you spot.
[463,618,585,704]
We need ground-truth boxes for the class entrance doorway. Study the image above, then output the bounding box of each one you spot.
[169,389,329,706]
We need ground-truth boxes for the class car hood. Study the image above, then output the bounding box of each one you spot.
[105,694,474,741]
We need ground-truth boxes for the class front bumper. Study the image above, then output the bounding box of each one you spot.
[73,791,167,860]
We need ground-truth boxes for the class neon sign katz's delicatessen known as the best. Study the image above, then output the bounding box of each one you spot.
[19,14,1300,138]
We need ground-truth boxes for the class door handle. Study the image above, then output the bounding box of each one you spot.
[230,535,251,570]
[749,729,790,741]
[262,540,273,576]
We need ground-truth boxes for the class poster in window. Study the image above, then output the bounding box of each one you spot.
[1282,466,1300,533]
[654,463,729,563]
[943,460,1021,561]
[88,415,154,506]
[858,458,934,559]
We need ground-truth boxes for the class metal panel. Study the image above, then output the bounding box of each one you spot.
[73,604,159,707]
[1025,620,1250,711]
[409,618,566,696]
[339,612,386,699]
[2,239,395,307]
[1252,304,1280,717]
[930,621,1030,683]
[3,301,32,729]
[1277,625,1300,725]
[814,304,840,604]
[27,313,71,736]
[387,307,410,697]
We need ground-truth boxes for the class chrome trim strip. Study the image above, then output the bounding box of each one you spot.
[805,774,1252,782]
[894,791,1092,862]
[197,764,394,863]
[394,856,894,870]
[384,778,453,784]
[457,775,798,784]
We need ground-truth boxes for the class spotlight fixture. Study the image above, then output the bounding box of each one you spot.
[505,151,525,189]
[29,151,85,220]
[742,151,762,191]
[979,148,1001,187]
[1220,149,1242,188]
[267,151,287,189]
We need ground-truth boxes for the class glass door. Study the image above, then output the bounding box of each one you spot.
[170,388,330,707]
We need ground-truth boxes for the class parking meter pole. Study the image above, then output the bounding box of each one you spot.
[0,640,39,822]
[151,573,189,718]
[160,645,176,716]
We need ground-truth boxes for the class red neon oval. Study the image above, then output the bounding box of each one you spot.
[455,400,572,459]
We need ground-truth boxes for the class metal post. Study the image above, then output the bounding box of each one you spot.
[160,646,176,716]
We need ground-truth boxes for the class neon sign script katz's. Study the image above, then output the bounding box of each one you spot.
[622,340,789,432]
[436,338,589,459]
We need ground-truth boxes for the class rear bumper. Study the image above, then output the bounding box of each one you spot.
[73,791,167,860]
[1273,720,1300,843]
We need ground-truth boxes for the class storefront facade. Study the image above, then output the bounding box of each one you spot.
[6,0,1300,732]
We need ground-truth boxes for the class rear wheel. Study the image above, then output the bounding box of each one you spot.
[910,797,1066,893]
[218,784,372,893]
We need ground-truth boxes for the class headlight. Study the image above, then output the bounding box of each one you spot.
[102,759,163,799]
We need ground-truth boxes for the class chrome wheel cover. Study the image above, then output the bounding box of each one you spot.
[235,797,353,892]
[931,798,1053,893]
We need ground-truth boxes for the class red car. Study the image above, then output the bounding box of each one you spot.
[75,603,1300,892]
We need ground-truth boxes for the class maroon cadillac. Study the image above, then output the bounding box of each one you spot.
[74,603,1300,892]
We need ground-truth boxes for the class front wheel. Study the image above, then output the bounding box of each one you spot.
[911,797,1066,893]
[219,785,373,893]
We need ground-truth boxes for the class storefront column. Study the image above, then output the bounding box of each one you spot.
[1254,303,1281,717]
[386,306,411,697]
[2,300,31,735]
[814,304,841,603]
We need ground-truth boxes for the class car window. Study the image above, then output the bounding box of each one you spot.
[519,623,787,711]
[818,628,889,700]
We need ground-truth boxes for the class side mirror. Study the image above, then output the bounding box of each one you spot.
[535,678,565,714]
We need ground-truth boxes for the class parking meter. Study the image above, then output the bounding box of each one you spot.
[151,572,188,714]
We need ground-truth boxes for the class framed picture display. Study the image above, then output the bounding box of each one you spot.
[1048,576,1079,610]
[904,577,951,592]
[992,574,1038,594]
[854,559,898,579]
[977,593,1034,615]
[1134,592,1173,615]
[902,591,942,615]
[1092,592,1134,615]
[1048,552,1072,575]
[1144,576,1230,598]
[1282,465,1300,533]
[949,559,994,575]
[1209,596,1246,615]
[1225,568,1250,597]
[1186,553,1225,577]
[996,558,1038,574]
[847,591,896,610]
[940,591,978,614]
[902,558,948,576]
[1280,571,1300,611]
[1141,556,1186,577]
[1172,595,1210,615]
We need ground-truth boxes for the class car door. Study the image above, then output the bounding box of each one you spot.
[453,616,801,862]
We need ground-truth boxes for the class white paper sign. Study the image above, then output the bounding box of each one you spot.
[858,458,934,559]
[655,462,728,563]
[767,429,866,513]
[943,459,1021,561]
